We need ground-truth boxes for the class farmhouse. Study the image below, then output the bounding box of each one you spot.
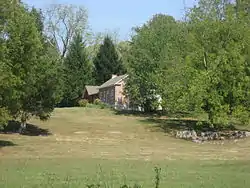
[83,74,129,109]
[82,86,99,103]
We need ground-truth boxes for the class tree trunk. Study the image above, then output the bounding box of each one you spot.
[19,121,27,133]
[208,111,214,128]
[19,113,28,134]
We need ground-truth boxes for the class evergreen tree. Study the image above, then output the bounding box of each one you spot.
[61,33,93,107]
[93,35,125,85]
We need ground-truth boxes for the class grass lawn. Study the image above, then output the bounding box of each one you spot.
[1,107,250,188]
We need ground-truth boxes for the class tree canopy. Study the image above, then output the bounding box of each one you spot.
[60,33,93,107]
[0,0,249,130]
[125,0,250,125]
[0,1,62,131]
[93,35,126,85]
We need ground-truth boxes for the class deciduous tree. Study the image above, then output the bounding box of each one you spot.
[1,1,62,131]
[45,4,88,58]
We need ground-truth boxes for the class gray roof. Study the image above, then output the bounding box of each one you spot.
[99,75,128,89]
[85,85,99,95]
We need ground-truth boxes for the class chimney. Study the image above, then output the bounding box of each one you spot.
[112,74,117,79]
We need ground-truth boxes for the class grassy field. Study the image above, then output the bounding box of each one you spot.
[1,107,250,187]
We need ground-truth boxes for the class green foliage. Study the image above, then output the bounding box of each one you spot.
[94,99,102,106]
[86,99,110,109]
[0,2,62,128]
[94,35,126,85]
[0,108,10,129]
[86,167,161,188]
[60,33,93,107]
[232,106,250,125]
[99,102,109,109]
[29,7,44,35]
[179,0,250,125]
[78,99,89,107]
[154,167,161,188]
[126,1,250,126]
[126,14,185,112]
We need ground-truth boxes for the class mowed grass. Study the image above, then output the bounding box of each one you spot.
[1,107,250,188]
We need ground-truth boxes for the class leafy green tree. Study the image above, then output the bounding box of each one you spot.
[125,14,185,112]
[93,35,126,85]
[30,6,64,108]
[1,1,62,131]
[126,0,249,125]
[177,0,250,125]
[29,7,44,35]
[0,51,13,128]
[61,33,93,107]
[0,0,13,128]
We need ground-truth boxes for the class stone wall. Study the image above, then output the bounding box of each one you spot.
[175,130,250,143]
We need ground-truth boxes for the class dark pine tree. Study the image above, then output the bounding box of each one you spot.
[61,33,93,107]
[93,35,125,85]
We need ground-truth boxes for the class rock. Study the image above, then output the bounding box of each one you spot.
[202,136,208,141]
[176,132,179,138]
[176,131,185,139]
[234,139,238,143]
[245,132,250,137]
[176,129,249,142]
[211,132,219,140]
[192,138,202,144]
[176,130,197,140]
[219,136,225,140]
[183,131,191,139]
[206,132,214,140]
[191,130,197,139]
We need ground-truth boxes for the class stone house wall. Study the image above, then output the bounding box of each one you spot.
[99,80,128,108]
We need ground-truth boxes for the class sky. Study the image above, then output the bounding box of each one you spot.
[23,0,196,40]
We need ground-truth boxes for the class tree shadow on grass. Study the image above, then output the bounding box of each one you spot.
[1,121,51,136]
[0,140,16,148]
[140,118,238,134]
[114,109,163,118]
[114,109,196,119]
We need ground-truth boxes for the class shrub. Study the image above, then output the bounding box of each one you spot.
[93,99,110,109]
[94,99,102,105]
[78,99,88,107]
[99,102,109,109]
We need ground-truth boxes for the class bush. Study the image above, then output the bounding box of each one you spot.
[93,99,110,109]
[78,99,88,107]
[94,99,102,105]
[99,102,109,109]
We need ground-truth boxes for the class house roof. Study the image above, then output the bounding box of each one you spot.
[85,85,99,95]
[99,74,128,89]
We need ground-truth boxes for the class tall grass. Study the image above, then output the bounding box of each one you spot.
[86,167,161,188]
